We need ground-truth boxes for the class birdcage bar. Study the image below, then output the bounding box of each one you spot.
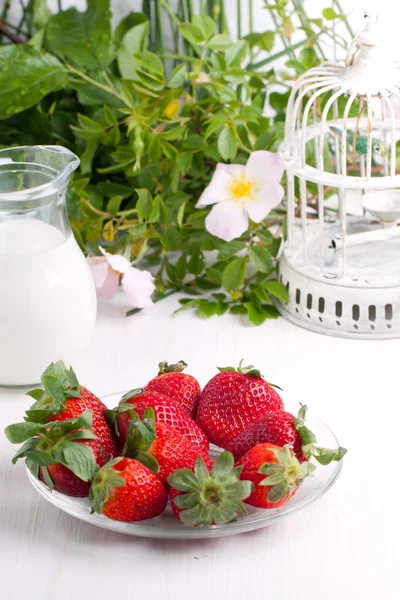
[338,188,347,277]
[288,79,341,150]
[366,94,373,179]
[381,90,398,177]
[333,96,341,174]
[286,170,295,255]
[301,84,342,166]
[300,177,308,262]
[341,91,358,177]
[319,89,344,172]
[381,98,389,177]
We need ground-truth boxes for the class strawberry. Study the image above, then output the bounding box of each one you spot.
[122,408,212,484]
[5,410,107,497]
[236,443,316,509]
[196,361,284,448]
[109,389,209,454]
[228,405,347,465]
[168,452,253,526]
[144,361,201,416]
[24,360,119,458]
[90,457,168,522]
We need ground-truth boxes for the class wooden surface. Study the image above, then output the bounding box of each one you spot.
[1,292,399,600]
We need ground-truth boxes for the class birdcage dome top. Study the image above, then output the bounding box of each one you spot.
[281,10,400,190]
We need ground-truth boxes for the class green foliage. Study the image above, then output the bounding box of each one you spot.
[0,1,350,325]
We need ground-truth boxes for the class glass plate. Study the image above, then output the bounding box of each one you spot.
[26,392,344,539]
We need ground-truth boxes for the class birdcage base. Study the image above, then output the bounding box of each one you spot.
[277,245,400,340]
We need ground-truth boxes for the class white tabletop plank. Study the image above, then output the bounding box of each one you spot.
[1,292,399,600]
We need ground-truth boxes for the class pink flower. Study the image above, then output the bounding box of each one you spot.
[88,247,155,309]
[196,151,284,242]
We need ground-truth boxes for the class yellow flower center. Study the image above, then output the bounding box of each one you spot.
[164,99,180,119]
[229,175,254,201]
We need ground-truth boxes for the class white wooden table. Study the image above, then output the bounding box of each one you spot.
[1,292,399,600]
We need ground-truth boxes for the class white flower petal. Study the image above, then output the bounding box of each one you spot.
[99,246,131,274]
[245,151,284,185]
[122,267,156,308]
[245,183,285,223]
[205,201,249,242]
[196,168,234,208]
[88,257,119,299]
[216,163,246,177]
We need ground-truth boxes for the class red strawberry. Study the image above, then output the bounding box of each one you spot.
[236,443,316,509]
[196,362,284,448]
[123,408,212,484]
[228,405,347,465]
[168,452,253,527]
[110,389,208,454]
[24,361,119,458]
[145,361,201,416]
[5,410,108,497]
[90,457,168,522]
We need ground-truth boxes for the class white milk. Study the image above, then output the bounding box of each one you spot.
[0,219,97,386]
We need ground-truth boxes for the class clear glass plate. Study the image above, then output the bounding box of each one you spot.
[26,392,344,539]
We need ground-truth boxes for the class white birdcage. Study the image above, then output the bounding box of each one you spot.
[276,7,400,339]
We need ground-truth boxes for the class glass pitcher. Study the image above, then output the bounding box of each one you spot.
[0,146,97,386]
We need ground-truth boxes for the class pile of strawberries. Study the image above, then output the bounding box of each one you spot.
[5,360,346,527]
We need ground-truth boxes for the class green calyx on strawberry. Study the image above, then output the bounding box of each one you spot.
[4,410,98,488]
[218,359,264,378]
[157,360,188,375]
[168,452,253,527]
[105,388,144,431]
[24,360,81,423]
[257,444,316,503]
[293,405,347,465]
[89,457,126,515]
[120,407,160,474]
[217,359,282,390]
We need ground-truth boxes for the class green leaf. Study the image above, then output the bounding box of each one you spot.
[149,194,161,223]
[244,302,279,325]
[0,46,66,120]
[61,443,98,482]
[31,0,51,29]
[322,8,343,21]
[107,196,123,217]
[162,228,181,251]
[225,40,249,68]
[118,14,149,54]
[136,189,152,220]
[167,64,187,88]
[257,230,274,244]
[136,50,164,75]
[222,257,246,292]
[175,255,187,280]
[193,15,216,39]
[4,422,44,444]
[218,125,238,161]
[264,281,289,302]
[45,0,113,70]
[179,23,205,45]
[248,246,273,274]
[197,300,218,318]
[218,241,246,261]
[208,33,232,51]
[114,12,149,47]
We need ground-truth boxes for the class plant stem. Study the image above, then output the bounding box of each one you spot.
[159,0,181,26]
[57,0,63,11]
[333,0,354,38]
[126,288,179,317]
[67,66,123,101]
[0,21,24,43]
[250,39,306,69]
[269,8,295,60]
[219,0,228,34]
[1,0,12,20]
[237,0,241,39]
[155,0,164,54]
[249,0,254,59]
[292,0,326,60]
